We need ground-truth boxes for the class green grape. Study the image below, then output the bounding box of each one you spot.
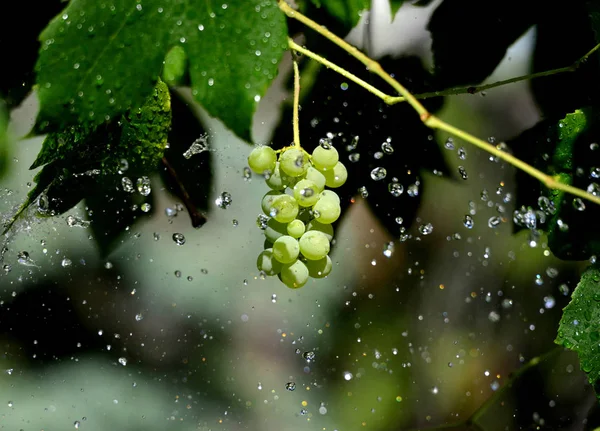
[323,161,348,188]
[313,194,341,224]
[248,146,277,174]
[312,145,339,171]
[265,162,286,190]
[279,259,309,288]
[306,167,326,192]
[293,179,320,207]
[270,194,299,223]
[299,230,330,260]
[320,189,340,204]
[279,148,309,177]
[306,219,334,242]
[287,219,305,238]
[305,255,332,278]
[265,218,288,243]
[257,248,282,276]
[273,235,300,264]
[261,191,284,215]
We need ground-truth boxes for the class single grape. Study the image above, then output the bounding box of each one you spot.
[293,179,320,207]
[271,194,299,223]
[320,189,340,204]
[257,248,282,276]
[323,161,348,188]
[273,235,300,264]
[248,146,277,174]
[306,219,334,242]
[299,230,330,260]
[279,259,309,288]
[261,191,284,215]
[313,194,341,224]
[305,255,332,278]
[279,148,309,177]
[312,145,339,171]
[265,218,288,243]
[287,219,306,238]
[306,167,326,192]
[265,162,285,190]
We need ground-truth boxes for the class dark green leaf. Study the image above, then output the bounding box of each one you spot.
[308,0,369,32]
[509,108,600,260]
[34,0,287,141]
[390,1,403,17]
[531,1,600,119]
[0,102,9,180]
[160,90,211,228]
[85,184,155,257]
[0,1,65,109]
[3,81,170,241]
[271,54,447,236]
[555,265,600,399]
[427,0,537,88]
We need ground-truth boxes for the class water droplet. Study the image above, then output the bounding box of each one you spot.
[61,258,72,267]
[135,313,143,321]
[407,183,419,197]
[201,268,208,275]
[172,233,186,245]
[2,264,11,274]
[458,147,467,160]
[370,167,387,181]
[458,166,468,180]
[358,186,369,198]
[348,153,360,163]
[7,401,13,407]
[460,214,473,229]
[121,177,134,193]
[444,137,455,150]
[174,270,182,278]
[488,216,501,228]
[183,135,209,159]
[381,139,394,154]
[165,207,177,217]
[271,294,277,303]
[419,223,433,235]
[118,357,127,366]
[388,182,404,197]
[256,214,269,230]
[340,82,349,90]
[285,382,296,391]
[232,219,239,227]
[243,167,252,180]
[588,183,600,196]
[383,242,394,258]
[572,198,586,211]
[343,371,353,381]
[74,421,80,429]
[140,203,151,213]
[66,215,90,228]
[488,311,501,322]
[215,192,232,209]
[136,176,151,196]
[543,295,555,309]
[303,351,316,362]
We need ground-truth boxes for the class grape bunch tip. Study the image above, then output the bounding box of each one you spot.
[248,143,347,288]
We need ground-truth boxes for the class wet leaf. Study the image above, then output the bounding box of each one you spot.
[162,46,189,87]
[34,0,287,142]
[3,81,170,238]
[509,108,600,260]
[555,265,600,399]
[160,90,211,228]
[86,185,155,257]
[531,2,600,120]
[308,0,370,31]
[0,1,65,109]
[427,0,537,88]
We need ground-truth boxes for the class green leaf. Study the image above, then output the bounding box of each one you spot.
[390,0,403,17]
[309,0,370,30]
[427,0,537,88]
[162,46,189,87]
[509,107,600,260]
[555,265,600,397]
[34,0,287,142]
[0,102,9,180]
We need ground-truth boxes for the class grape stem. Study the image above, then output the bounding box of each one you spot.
[278,1,600,208]
[292,59,301,149]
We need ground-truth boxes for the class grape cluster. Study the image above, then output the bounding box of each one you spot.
[248,142,347,288]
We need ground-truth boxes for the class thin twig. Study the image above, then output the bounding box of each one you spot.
[279,1,600,207]
[292,60,301,149]
[161,157,206,228]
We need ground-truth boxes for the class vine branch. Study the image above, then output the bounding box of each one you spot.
[278,1,600,208]
[292,59,301,149]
